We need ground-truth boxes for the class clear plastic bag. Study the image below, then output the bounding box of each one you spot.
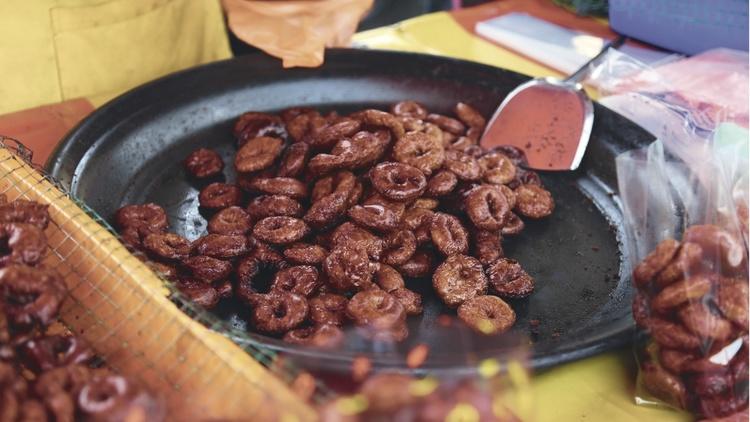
[603,47,749,419]
[287,300,535,420]
[713,123,750,247]
[222,0,374,67]
[313,328,534,421]
[615,137,748,419]
[589,48,749,171]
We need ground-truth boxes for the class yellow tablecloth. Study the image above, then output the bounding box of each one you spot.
[354,13,693,422]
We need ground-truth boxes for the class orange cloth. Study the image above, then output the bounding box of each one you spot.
[222,0,373,68]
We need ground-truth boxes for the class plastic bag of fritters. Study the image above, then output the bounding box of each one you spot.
[615,134,749,419]
[222,0,374,68]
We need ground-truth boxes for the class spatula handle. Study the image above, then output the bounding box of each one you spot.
[565,35,627,84]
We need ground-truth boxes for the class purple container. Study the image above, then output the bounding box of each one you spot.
[609,0,749,55]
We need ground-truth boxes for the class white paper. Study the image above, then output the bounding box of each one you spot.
[475,13,672,74]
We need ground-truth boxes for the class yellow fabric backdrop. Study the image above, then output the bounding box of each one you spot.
[0,0,231,114]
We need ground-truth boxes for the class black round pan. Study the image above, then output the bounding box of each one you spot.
[47,49,653,374]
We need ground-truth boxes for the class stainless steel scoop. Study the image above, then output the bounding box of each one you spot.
[481,36,626,171]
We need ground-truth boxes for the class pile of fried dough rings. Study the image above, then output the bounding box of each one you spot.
[116,100,555,346]
[0,198,163,421]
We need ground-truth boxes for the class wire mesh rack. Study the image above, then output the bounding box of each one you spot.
[0,136,324,421]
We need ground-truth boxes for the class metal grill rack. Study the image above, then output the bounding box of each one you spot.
[0,137,319,421]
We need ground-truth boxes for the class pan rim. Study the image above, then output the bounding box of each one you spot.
[46,48,641,373]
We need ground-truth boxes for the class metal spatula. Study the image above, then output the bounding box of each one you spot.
[481,36,626,171]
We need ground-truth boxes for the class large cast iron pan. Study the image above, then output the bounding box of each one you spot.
[47,49,653,373]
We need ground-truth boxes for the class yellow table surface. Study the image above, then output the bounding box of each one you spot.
[354,12,693,422]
